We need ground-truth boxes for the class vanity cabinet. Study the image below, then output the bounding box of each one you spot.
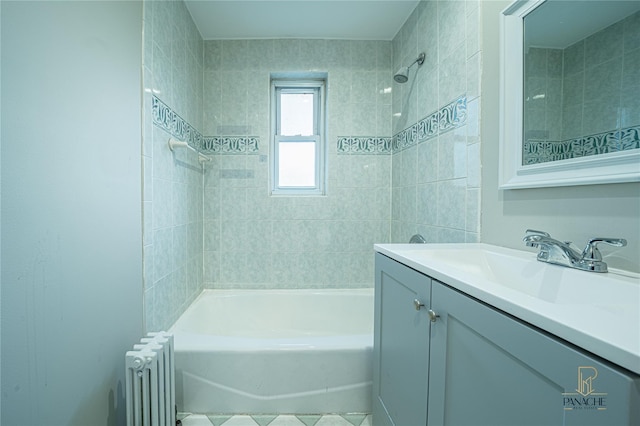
[373,253,640,426]
[372,252,432,426]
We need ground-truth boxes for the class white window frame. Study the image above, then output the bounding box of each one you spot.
[270,78,326,196]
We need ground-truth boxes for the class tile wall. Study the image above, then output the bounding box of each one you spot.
[524,47,563,144]
[142,0,485,323]
[201,39,393,289]
[524,11,640,165]
[389,0,482,244]
[562,11,639,139]
[142,0,205,331]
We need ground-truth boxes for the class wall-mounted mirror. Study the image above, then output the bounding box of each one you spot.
[499,0,640,189]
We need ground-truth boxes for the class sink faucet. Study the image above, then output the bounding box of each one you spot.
[523,229,627,273]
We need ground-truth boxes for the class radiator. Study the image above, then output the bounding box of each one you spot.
[125,332,176,426]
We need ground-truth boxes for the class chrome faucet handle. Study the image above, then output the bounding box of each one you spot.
[525,229,550,237]
[581,238,628,261]
[523,229,551,247]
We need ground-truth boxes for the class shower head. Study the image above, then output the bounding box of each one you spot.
[393,52,425,84]
[393,68,409,83]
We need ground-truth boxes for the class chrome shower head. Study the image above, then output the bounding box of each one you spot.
[393,68,409,83]
[393,52,425,84]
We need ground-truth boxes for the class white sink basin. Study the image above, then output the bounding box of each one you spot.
[391,244,639,306]
[375,243,640,374]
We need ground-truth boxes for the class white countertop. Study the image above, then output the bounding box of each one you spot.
[374,243,640,375]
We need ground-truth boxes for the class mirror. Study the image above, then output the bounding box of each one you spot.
[499,0,640,189]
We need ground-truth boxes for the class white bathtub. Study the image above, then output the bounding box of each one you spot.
[169,288,374,414]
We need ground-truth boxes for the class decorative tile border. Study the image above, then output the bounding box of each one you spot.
[337,95,467,155]
[523,125,640,165]
[393,95,467,153]
[152,95,260,155]
[154,94,469,157]
[336,137,392,154]
[152,96,202,149]
[201,136,260,154]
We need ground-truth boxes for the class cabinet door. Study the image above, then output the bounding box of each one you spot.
[373,253,432,426]
[428,281,640,426]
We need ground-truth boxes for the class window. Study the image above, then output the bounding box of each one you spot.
[271,78,326,195]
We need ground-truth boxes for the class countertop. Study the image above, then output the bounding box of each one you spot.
[375,243,640,375]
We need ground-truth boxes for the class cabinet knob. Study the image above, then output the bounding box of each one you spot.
[414,299,425,310]
[428,309,440,322]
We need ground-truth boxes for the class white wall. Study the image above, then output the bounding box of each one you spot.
[1,1,144,424]
[480,0,640,273]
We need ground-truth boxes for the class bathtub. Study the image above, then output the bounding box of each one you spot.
[169,288,374,414]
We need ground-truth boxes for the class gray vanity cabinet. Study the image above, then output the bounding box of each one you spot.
[428,281,640,425]
[374,253,640,426]
[373,253,432,426]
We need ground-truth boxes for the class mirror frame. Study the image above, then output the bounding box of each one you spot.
[499,0,640,189]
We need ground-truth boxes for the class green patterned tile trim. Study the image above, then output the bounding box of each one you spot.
[393,94,467,153]
[523,125,640,165]
[152,95,260,155]
[336,137,391,154]
[202,136,260,154]
[337,95,467,156]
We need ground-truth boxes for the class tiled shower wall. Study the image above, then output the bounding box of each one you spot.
[560,11,639,140]
[142,0,205,331]
[202,40,393,289]
[142,0,484,323]
[524,47,563,143]
[390,0,481,243]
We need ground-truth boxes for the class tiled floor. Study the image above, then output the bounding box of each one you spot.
[179,413,372,426]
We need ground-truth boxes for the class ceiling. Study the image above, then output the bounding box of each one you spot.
[525,1,640,49]
[184,0,421,41]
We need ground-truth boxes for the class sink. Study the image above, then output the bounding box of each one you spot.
[390,244,640,306]
[374,243,640,374]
